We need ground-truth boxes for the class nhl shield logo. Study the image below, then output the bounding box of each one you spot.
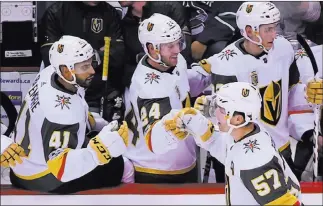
[250,71,258,86]
[147,22,154,31]
[57,44,64,53]
[246,4,253,13]
[91,18,103,33]
[242,88,250,97]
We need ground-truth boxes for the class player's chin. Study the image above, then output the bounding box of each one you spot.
[264,42,273,50]
[168,57,178,66]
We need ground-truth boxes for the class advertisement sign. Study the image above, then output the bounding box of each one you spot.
[2,91,22,105]
[0,72,38,125]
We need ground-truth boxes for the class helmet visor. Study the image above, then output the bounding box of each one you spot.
[72,51,98,74]
[160,32,186,52]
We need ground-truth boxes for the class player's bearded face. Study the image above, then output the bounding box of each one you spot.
[74,59,95,88]
[160,38,185,67]
[259,23,279,50]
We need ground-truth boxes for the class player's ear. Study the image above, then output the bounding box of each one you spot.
[236,114,245,125]
[59,65,73,81]
[231,113,245,126]
[245,25,253,38]
[147,43,158,60]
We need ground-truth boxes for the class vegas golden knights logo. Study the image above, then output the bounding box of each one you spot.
[57,44,64,53]
[259,80,282,126]
[147,22,154,31]
[250,71,258,86]
[242,88,250,97]
[91,18,103,33]
[246,4,254,13]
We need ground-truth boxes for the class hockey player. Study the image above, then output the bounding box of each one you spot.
[9,36,133,193]
[123,13,197,183]
[290,44,323,181]
[163,82,303,205]
[189,2,315,179]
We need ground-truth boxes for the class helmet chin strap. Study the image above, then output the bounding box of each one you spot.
[57,70,81,89]
[244,34,270,53]
[226,118,249,136]
[147,52,171,68]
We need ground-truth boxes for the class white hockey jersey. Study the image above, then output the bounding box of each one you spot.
[197,36,313,150]
[209,125,302,205]
[295,44,323,82]
[11,66,90,191]
[124,54,196,174]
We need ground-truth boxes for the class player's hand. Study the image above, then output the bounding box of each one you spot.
[306,78,323,105]
[191,59,212,76]
[1,135,26,168]
[194,95,215,118]
[164,108,195,140]
[88,121,128,165]
[174,108,216,144]
[164,118,189,140]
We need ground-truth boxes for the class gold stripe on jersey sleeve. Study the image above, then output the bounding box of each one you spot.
[185,94,191,108]
[134,161,196,175]
[144,121,159,153]
[265,192,298,205]
[278,141,290,152]
[88,112,96,130]
[199,59,211,74]
[13,169,50,180]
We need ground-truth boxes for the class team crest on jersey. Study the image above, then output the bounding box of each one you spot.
[246,4,253,13]
[144,72,160,84]
[91,18,103,33]
[243,139,260,153]
[250,71,258,86]
[147,22,154,31]
[57,44,64,53]
[295,48,308,60]
[218,49,237,60]
[242,88,250,97]
[55,95,71,110]
[259,80,282,126]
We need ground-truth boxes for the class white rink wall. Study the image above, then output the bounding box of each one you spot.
[1,193,322,205]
